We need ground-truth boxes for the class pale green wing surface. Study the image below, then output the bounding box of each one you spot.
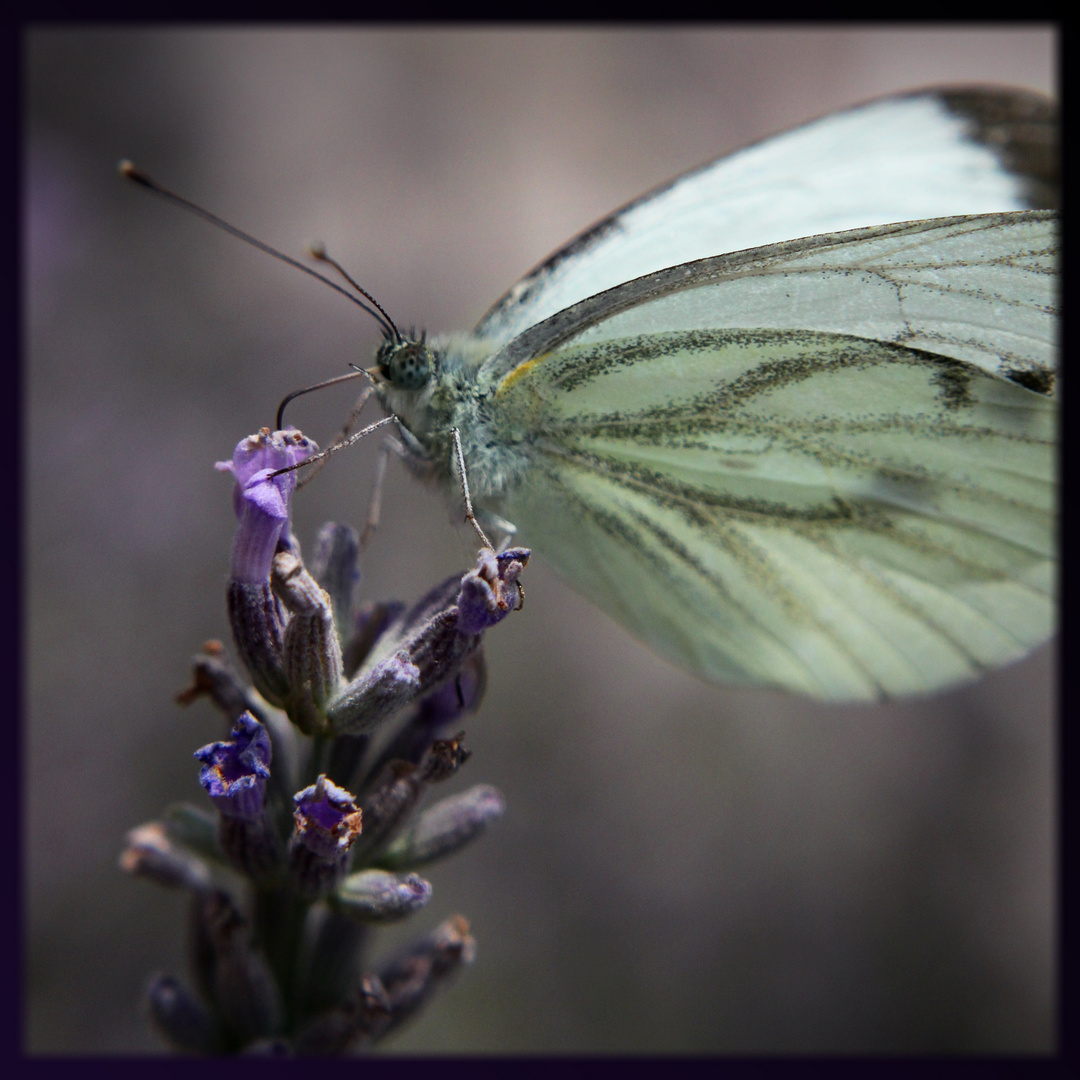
[484,215,1057,700]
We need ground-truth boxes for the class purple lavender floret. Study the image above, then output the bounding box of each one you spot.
[195,712,272,822]
[292,775,362,860]
[215,429,317,582]
[216,427,317,506]
[289,775,364,899]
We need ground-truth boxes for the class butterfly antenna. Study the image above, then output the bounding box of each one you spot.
[119,160,398,340]
[307,241,402,343]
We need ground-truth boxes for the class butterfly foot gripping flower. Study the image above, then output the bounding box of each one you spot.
[121,427,526,1054]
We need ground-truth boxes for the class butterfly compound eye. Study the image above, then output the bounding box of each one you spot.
[379,341,433,391]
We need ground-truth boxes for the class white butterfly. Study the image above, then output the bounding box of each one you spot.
[366,88,1058,702]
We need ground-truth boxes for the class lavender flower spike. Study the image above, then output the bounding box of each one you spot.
[127,420,520,1051]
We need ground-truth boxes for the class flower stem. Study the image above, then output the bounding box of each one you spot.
[253,886,309,1029]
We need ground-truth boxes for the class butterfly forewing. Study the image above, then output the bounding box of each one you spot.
[475,89,1057,348]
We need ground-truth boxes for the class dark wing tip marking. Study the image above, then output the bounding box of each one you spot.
[939,88,1059,210]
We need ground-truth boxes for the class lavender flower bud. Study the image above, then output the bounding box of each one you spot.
[161,803,223,866]
[309,522,361,640]
[192,888,283,1044]
[292,974,391,1056]
[334,870,432,923]
[288,776,362,899]
[145,973,221,1054]
[347,761,424,864]
[215,946,283,1045]
[326,650,423,737]
[120,822,213,892]
[272,550,344,735]
[379,784,506,870]
[175,640,251,722]
[367,652,487,776]
[348,736,470,865]
[326,547,529,736]
[226,581,288,707]
[376,915,476,1037]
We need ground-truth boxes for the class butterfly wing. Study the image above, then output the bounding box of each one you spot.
[481,212,1057,700]
[474,88,1057,349]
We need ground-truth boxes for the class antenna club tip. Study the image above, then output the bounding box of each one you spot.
[307,240,327,260]
[119,160,153,187]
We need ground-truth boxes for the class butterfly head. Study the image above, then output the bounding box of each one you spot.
[375,335,436,392]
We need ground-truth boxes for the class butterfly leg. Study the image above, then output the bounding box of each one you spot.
[452,427,494,551]
[359,433,400,548]
[270,414,397,482]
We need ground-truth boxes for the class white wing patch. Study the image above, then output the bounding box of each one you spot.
[476,90,1053,347]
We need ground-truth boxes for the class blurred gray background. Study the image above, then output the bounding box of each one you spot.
[25,28,1055,1054]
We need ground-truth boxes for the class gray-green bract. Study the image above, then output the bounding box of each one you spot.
[371,88,1058,701]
